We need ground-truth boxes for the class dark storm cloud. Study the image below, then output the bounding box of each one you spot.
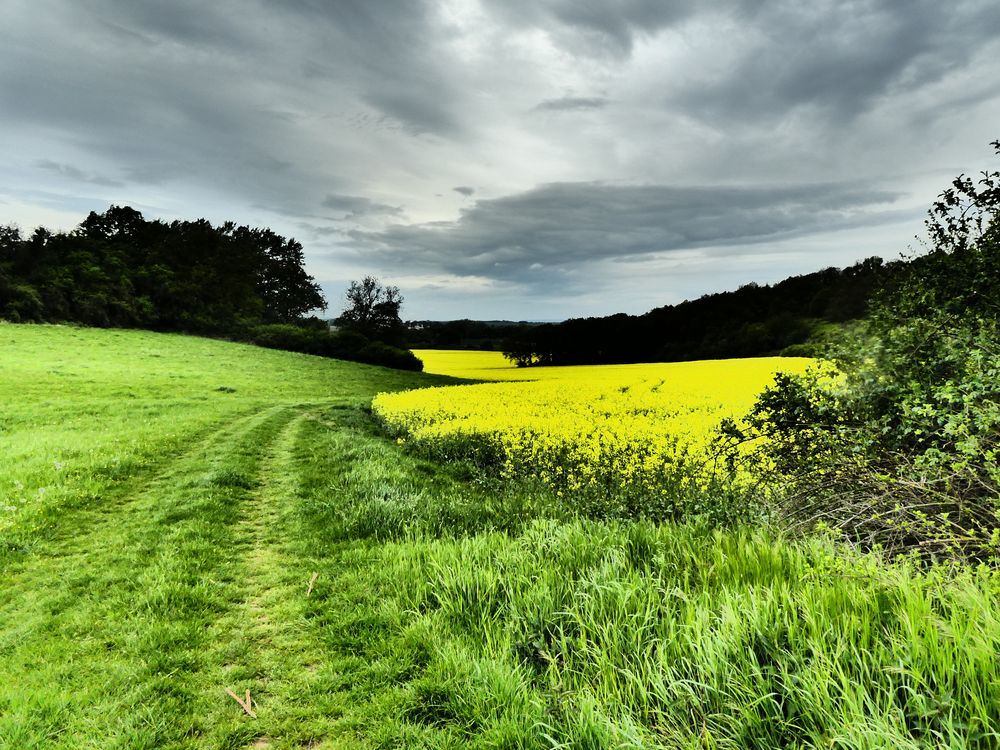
[280,1,463,137]
[674,0,1000,124]
[2,0,999,318]
[0,0,462,218]
[96,2,256,51]
[351,181,905,285]
[363,89,459,137]
[533,96,610,112]
[2,13,309,207]
[321,194,403,218]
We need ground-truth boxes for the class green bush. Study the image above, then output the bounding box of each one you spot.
[246,323,423,371]
[727,141,1000,560]
[0,282,45,322]
[247,322,319,353]
[779,341,823,357]
[327,328,370,358]
[355,341,423,371]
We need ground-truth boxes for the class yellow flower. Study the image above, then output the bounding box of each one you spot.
[372,354,813,496]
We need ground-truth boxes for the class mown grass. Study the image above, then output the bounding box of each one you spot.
[3,323,999,748]
[0,324,453,553]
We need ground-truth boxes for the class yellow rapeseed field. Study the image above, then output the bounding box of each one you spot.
[413,349,526,380]
[374,352,813,505]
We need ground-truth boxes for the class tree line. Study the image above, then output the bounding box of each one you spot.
[0,205,323,329]
[501,256,901,366]
[0,205,421,370]
[405,319,542,350]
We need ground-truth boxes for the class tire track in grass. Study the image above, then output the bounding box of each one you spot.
[0,401,267,569]
[0,405,297,749]
[198,409,349,749]
[257,406,482,749]
[198,406,411,750]
[199,405,463,749]
[2,401,478,749]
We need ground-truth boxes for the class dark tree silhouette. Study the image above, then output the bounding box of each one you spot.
[0,207,434,370]
[500,256,901,366]
[0,205,326,330]
[335,275,405,345]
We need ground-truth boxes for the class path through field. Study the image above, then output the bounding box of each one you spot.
[1,392,494,749]
[1,405,331,746]
[0,328,475,748]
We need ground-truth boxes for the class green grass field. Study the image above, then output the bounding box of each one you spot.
[3,324,999,749]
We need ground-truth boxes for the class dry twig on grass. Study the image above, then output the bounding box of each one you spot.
[225,687,257,718]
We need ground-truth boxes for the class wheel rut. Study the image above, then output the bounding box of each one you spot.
[0,404,306,748]
[202,408,362,749]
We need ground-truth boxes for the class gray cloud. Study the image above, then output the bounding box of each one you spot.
[363,89,458,137]
[1,0,998,319]
[673,0,1000,125]
[484,0,697,56]
[350,181,907,285]
[322,194,403,218]
[0,0,462,216]
[281,1,463,137]
[36,160,123,188]
[97,2,257,51]
[533,96,610,112]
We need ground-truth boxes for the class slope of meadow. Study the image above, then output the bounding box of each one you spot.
[1,325,447,548]
[2,326,998,749]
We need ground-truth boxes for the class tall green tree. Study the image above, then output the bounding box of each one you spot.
[225,225,325,322]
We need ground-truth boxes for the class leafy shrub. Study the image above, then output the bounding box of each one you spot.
[247,323,320,353]
[0,282,45,322]
[355,341,423,371]
[246,323,423,371]
[327,329,370,358]
[727,141,1000,560]
[779,342,823,357]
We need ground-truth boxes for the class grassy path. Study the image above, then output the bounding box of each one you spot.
[1,326,458,748]
[0,402,365,749]
[0,405,298,747]
[200,408,358,749]
[0,396,479,749]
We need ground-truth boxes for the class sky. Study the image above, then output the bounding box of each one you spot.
[2,0,999,321]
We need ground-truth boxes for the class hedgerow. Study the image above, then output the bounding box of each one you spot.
[725,141,1000,560]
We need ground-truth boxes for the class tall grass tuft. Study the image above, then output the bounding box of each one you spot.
[377,520,1000,748]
